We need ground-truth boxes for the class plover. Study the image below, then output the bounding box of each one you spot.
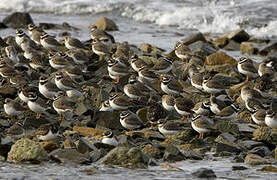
[157,119,185,136]
[215,104,240,121]
[210,95,228,114]
[4,98,25,117]
[237,57,258,82]
[40,33,62,50]
[109,93,130,110]
[27,93,50,119]
[91,38,111,61]
[174,97,195,120]
[6,122,25,140]
[191,115,214,139]
[35,123,59,141]
[130,54,149,72]
[99,100,113,112]
[64,36,86,50]
[101,130,119,146]
[192,100,211,116]
[52,92,75,121]
[161,75,186,96]
[152,57,173,74]
[39,75,62,99]
[251,108,266,126]
[265,109,277,129]
[107,58,129,84]
[138,66,159,83]
[27,23,44,44]
[161,94,175,111]
[119,110,144,130]
[90,24,115,45]
[175,41,193,62]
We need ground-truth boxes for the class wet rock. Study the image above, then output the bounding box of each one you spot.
[73,126,104,139]
[94,111,123,130]
[252,127,277,145]
[223,40,241,51]
[0,137,13,158]
[237,123,256,133]
[140,43,165,54]
[238,140,264,150]
[232,166,248,171]
[236,110,252,124]
[134,129,165,141]
[77,137,98,153]
[141,144,161,159]
[183,150,203,160]
[192,168,216,178]
[89,148,107,163]
[50,148,90,164]
[7,138,48,163]
[93,142,116,151]
[244,153,270,165]
[259,165,277,173]
[206,64,242,81]
[39,22,78,30]
[225,29,250,43]
[173,129,197,142]
[215,133,236,143]
[101,146,149,169]
[0,22,7,29]
[3,12,34,28]
[248,146,271,157]
[94,17,118,31]
[205,51,237,67]
[240,42,258,55]
[163,144,185,162]
[215,142,241,154]
[214,37,229,48]
[180,32,207,46]
[188,41,216,58]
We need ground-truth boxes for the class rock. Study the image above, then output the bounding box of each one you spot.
[236,110,252,124]
[141,144,161,159]
[94,111,123,130]
[89,149,107,163]
[77,137,98,153]
[216,121,239,134]
[259,40,277,56]
[206,64,241,81]
[173,129,197,142]
[215,143,241,154]
[232,166,248,171]
[275,147,277,159]
[50,148,90,164]
[214,37,229,48]
[226,29,250,43]
[183,150,203,160]
[205,51,237,67]
[215,132,236,143]
[188,41,216,58]
[0,37,8,48]
[135,129,165,141]
[163,144,185,162]
[248,146,271,157]
[245,153,271,165]
[192,168,216,178]
[0,137,13,158]
[252,127,276,145]
[3,12,34,28]
[238,140,264,150]
[240,42,258,55]
[140,43,165,54]
[94,17,118,31]
[0,83,17,98]
[40,140,59,152]
[147,103,167,124]
[73,126,104,140]
[223,40,241,51]
[259,165,277,173]
[237,123,256,133]
[0,22,8,29]
[179,32,206,46]
[101,146,149,169]
[7,138,48,163]
[39,22,78,30]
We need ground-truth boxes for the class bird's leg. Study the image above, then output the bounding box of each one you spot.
[245,75,249,83]
[99,55,103,61]
[59,113,62,121]
[199,132,204,139]
[114,76,120,84]
[36,113,41,119]
[181,115,186,121]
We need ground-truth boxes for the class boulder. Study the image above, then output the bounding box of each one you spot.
[140,43,165,54]
[232,166,248,171]
[225,29,250,43]
[188,41,216,58]
[248,146,271,157]
[7,138,48,163]
[214,37,229,48]
[216,121,239,134]
[240,42,258,55]
[49,148,90,164]
[40,140,60,152]
[73,126,104,140]
[238,140,264,150]
[163,144,185,162]
[179,32,206,46]
[223,40,241,51]
[215,133,236,143]
[39,22,79,31]
[252,127,277,145]
[101,146,149,169]
[259,40,277,56]
[259,166,277,173]
[94,111,123,130]
[205,51,237,67]
[192,168,216,178]
[141,144,161,159]
[94,17,118,31]
[215,143,241,154]
[3,12,34,28]
[244,153,270,165]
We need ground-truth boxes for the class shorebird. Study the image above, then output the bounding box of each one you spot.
[120,110,144,131]
[237,57,258,82]
[157,119,185,136]
[191,115,214,139]
[101,130,119,146]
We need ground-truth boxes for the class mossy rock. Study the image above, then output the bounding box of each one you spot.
[215,121,239,134]
[138,56,158,66]
[7,138,48,163]
[205,51,237,67]
[141,144,161,159]
[101,147,149,169]
[236,109,252,123]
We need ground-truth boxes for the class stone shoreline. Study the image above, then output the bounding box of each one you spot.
[0,12,277,179]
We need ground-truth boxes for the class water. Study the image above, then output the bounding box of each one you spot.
[0,0,276,179]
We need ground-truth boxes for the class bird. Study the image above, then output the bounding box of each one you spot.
[91,38,111,61]
[101,130,119,146]
[215,104,240,121]
[202,73,226,94]
[174,41,193,62]
[27,93,50,119]
[6,122,25,140]
[130,54,149,72]
[237,57,258,82]
[52,92,75,121]
[251,108,266,127]
[39,75,62,99]
[161,95,175,111]
[90,24,115,45]
[258,59,275,77]
[265,109,277,129]
[40,33,62,50]
[151,57,173,74]
[192,100,211,116]
[241,85,266,103]
[174,97,195,120]
[107,58,129,84]
[64,36,86,50]
[191,115,214,139]
[49,51,72,70]
[190,72,204,90]
[66,49,90,65]
[138,66,159,83]
[119,110,144,131]
[99,100,113,112]
[109,93,131,111]
[4,98,25,117]
[27,23,44,44]
[35,123,59,141]
[161,75,186,96]
[209,95,228,115]
[15,29,28,46]
[157,119,185,136]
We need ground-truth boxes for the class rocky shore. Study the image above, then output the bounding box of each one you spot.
[0,12,277,179]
